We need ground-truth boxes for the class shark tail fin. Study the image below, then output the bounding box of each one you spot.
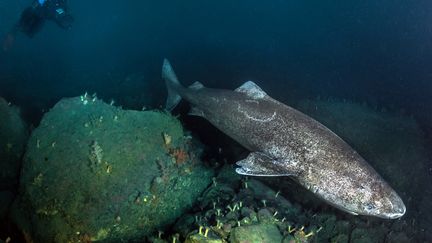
[162,59,182,111]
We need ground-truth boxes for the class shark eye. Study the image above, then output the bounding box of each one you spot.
[366,203,375,210]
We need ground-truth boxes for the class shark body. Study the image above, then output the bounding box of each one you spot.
[162,59,405,219]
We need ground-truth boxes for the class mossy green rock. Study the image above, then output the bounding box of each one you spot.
[229,224,282,243]
[11,97,213,242]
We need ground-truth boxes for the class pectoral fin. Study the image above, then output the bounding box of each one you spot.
[188,106,205,117]
[235,152,294,176]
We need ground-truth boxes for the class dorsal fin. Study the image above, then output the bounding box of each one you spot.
[235,81,267,99]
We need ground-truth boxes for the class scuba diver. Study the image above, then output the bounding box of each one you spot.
[3,0,73,51]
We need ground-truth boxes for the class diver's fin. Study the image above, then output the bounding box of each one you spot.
[188,81,204,90]
[188,106,205,117]
[235,81,268,99]
[235,152,293,176]
[162,59,182,111]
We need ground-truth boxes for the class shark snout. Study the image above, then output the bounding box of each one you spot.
[389,196,406,219]
[384,192,406,219]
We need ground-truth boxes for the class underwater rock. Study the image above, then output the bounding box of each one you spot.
[10,96,213,242]
[229,224,282,243]
[247,179,293,209]
[0,97,28,191]
[257,208,274,223]
[185,231,223,243]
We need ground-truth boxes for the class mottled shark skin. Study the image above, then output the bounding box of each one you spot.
[162,59,406,219]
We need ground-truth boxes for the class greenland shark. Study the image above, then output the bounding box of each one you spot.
[162,59,406,219]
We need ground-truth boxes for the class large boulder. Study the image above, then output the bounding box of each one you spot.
[11,96,213,242]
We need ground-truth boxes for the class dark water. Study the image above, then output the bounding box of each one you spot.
[1,0,431,242]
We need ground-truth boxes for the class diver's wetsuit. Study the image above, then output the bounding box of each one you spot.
[12,0,73,38]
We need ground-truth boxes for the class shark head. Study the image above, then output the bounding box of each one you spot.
[358,187,406,219]
[329,178,406,219]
